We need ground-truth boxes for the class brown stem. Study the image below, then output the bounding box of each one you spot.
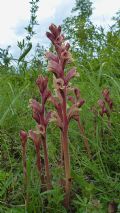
[62,130,71,208]
[22,147,27,186]
[77,118,92,160]
[35,143,45,187]
[22,146,28,207]
[42,136,51,190]
[62,88,71,208]
[60,131,64,168]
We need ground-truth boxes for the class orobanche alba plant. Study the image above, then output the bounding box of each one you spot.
[20,24,91,208]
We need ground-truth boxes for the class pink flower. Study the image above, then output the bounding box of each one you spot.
[29,99,41,123]
[45,52,59,63]
[48,60,63,78]
[49,95,63,120]
[49,24,61,37]
[42,89,51,105]
[64,68,76,85]
[29,99,41,113]
[54,35,64,45]
[74,88,80,100]
[36,75,48,94]
[46,24,62,44]
[29,130,41,146]
[53,77,65,90]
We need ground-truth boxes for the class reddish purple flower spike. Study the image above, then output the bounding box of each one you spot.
[98,99,110,117]
[30,74,51,190]
[20,130,28,194]
[102,89,113,110]
[20,130,27,147]
[46,23,91,207]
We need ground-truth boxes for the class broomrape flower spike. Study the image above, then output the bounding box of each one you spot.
[20,75,51,191]
[98,89,113,128]
[28,130,44,184]
[46,23,91,207]
[34,76,51,190]
[102,88,113,111]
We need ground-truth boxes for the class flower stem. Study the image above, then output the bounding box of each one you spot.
[22,145,28,207]
[62,88,71,207]
[35,143,45,187]
[42,136,51,190]
[62,130,71,208]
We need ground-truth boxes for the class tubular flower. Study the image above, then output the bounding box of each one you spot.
[45,52,59,63]
[48,60,63,78]
[28,129,41,147]
[36,75,48,94]
[53,77,65,90]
